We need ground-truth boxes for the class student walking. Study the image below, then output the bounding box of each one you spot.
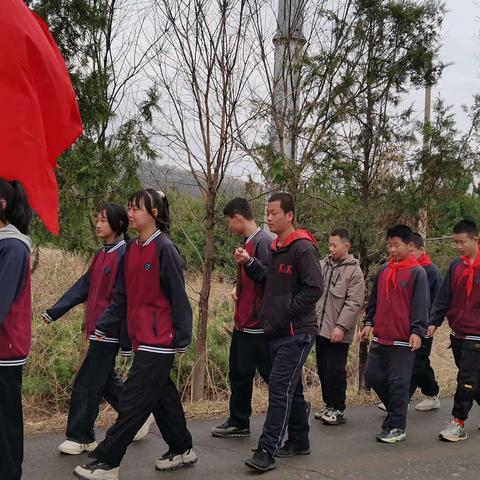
[314,228,365,425]
[236,193,323,472]
[0,179,32,480]
[430,220,480,442]
[212,198,272,438]
[359,225,429,444]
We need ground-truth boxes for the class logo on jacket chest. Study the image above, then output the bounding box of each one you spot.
[104,266,112,274]
[278,263,293,274]
[400,280,408,288]
[144,263,152,271]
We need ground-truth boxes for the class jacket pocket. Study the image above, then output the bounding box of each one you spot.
[152,312,158,337]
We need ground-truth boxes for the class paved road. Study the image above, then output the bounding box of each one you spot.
[24,399,480,479]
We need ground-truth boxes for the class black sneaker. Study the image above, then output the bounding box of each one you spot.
[73,460,118,480]
[245,448,276,472]
[211,421,250,438]
[275,440,311,458]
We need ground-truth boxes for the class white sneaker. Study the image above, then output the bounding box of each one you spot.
[58,439,97,455]
[439,421,467,442]
[377,403,387,412]
[155,448,198,471]
[133,414,155,442]
[415,395,441,411]
[73,460,118,479]
[314,406,330,419]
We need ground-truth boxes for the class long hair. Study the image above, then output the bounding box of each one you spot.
[128,189,170,234]
[0,179,32,234]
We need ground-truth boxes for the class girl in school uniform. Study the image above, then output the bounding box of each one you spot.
[74,189,196,480]
[0,179,32,480]
[42,203,153,455]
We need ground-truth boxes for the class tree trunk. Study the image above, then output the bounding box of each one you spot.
[192,193,216,401]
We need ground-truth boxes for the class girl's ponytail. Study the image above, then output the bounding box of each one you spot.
[0,179,32,234]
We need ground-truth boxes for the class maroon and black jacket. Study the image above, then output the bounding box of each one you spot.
[245,229,323,337]
[96,230,193,354]
[430,256,480,341]
[364,259,429,346]
[45,239,131,354]
[0,228,32,367]
[235,227,271,334]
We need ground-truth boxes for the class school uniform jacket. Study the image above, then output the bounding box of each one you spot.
[0,226,32,367]
[96,230,193,354]
[430,257,480,341]
[234,227,271,334]
[44,240,131,354]
[245,229,324,337]
[364,262,429,346]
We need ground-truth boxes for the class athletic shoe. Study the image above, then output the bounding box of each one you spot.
[376,428,406,444]
[439,421,468,442]
[133,414,155,441]
[73,460,118,480]
[58,440,98,455]
[245,447,275,472]
[275,440,310,458]
[314,406,331,419]
[415,395,441,411]
[321,409,346,425]
[211,421,250,438]
[155,448,198,471]
[377,403,387,412]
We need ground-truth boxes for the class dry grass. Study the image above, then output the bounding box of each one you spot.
[25,247,459,435]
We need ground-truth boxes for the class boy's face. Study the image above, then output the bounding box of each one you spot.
[453,232,479,257]
[267,200,293,235]
[388,236,410,261]
[329,235,350,260]
[407,243,424,259]
[226,214,244,236]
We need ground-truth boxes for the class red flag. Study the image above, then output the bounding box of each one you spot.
[0,0,82,234]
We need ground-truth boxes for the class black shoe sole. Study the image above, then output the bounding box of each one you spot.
[244,460,276,472]
[211,431,250,438]
[275,449,311,458]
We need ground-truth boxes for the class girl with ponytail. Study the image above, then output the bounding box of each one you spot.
[74,189,196,479]
[0,178,32,480]
[42,203,152,455]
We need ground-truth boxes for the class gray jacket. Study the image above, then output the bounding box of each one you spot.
[316,254,365,344]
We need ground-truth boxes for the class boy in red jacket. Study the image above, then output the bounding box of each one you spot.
[430,220,480,442]
[359,225,429,443]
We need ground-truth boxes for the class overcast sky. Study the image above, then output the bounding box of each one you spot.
[411,0,480,131]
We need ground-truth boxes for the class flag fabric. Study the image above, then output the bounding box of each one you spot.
[0,0,83,234]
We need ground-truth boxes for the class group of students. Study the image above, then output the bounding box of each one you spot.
[0,178,479,479]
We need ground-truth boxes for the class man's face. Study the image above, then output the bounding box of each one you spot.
[266,200,293,234]
[329,235,350,260]
[453,232,479,257]
[388,236,410,261]
[226,214,244,236]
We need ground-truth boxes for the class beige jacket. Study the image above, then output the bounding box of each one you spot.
[316,254,365,344]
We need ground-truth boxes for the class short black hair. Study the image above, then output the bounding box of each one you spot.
[223,197,253,220]
[409,232,424,249]
[453,219,478,238]
[386,224,413,243]
[268,192,295,220]
[330,228,350,243]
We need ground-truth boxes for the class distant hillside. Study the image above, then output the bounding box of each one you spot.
[139,161,246,198]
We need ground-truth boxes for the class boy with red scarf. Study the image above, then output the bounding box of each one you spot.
[359,225,429,443]
[407,232,442,411]
[429,220,480,442]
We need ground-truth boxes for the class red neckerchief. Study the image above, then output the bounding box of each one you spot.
[417,253,433,267]
[459,252,480,303]
[386,256,420,298]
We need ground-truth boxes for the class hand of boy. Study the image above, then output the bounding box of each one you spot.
[427,325,437,337]
[231,286,238,302]
[358,325,372,343]
[409,333,422,351]
[234,247,251,265]
[331,327,345,343]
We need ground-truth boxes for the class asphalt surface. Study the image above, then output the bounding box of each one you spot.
[24,398,480,479]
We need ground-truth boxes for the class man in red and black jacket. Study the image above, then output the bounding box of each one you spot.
[236,193,323,473]
[359,225,429,444]
[212,198,272,438]
[430,219,480,442]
